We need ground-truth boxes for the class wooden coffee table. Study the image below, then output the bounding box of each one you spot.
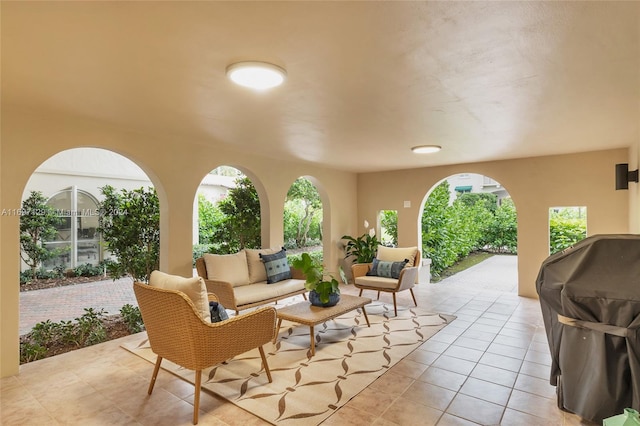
[275,294,372,355]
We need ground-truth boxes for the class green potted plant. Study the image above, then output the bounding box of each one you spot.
[291,253,340,307]
[341,227,380,264]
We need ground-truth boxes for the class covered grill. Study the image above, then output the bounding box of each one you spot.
[536,234,640,423]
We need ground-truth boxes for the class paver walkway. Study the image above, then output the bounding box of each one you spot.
[19,277,137,335]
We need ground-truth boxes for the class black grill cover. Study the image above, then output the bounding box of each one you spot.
[536,234,640,423]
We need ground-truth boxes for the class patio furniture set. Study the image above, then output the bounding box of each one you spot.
[134,246,421,424]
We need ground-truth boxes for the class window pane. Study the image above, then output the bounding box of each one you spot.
[47,191,71,211]
[78,216,98,239]
[42,242,71,270]
[77,191,98,213]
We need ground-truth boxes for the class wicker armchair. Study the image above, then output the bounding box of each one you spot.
[352,248,421,316]
[133,281,277,425]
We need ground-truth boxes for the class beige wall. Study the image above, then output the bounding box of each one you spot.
[0,107,634,377]
[357,149,630,299]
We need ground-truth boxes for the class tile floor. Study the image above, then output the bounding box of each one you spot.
[2,256,598,425]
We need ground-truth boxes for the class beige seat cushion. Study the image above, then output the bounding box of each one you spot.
[232,279,306,306]
[245,248,280,283]
[149,270,210,322]
[377,245,418,266]
[203,251,250,287]
[354,275,399,290]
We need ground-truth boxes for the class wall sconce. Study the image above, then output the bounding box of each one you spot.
[615,163,639,190]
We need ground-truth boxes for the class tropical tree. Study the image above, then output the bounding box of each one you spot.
[19,191,63,280]
[285,178,322,248]
[211,177,261,253]
[97,185,160,282]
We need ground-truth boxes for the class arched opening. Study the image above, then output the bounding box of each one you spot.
[418,173,518,290]
[19,147,157,348]
[194,166,262,260]
[283,177,323,258]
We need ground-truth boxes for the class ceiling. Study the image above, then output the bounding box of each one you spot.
[2,1,639,173]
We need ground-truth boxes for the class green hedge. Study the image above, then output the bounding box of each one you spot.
[422,182,517,277]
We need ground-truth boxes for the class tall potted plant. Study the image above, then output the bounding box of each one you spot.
[341,222,380,264]
[291,253,340,307]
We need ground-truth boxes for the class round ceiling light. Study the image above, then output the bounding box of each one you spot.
[226,61,286,90]
[411,145,442,154]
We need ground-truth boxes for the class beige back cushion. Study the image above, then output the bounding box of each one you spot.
[377,245,419,267]
[203,251,250,287]
[245,248,280,283]
[149,270,210,323]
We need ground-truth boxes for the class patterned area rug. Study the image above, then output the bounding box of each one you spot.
[122,301,455,425]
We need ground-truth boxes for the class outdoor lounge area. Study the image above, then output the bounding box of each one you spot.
[2,256,597,425]
[1,2,640,425]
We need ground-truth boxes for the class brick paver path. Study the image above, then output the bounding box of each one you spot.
[19,277,137,335]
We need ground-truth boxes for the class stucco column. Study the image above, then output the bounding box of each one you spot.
[157,182,198,278]
[0,214,20,377]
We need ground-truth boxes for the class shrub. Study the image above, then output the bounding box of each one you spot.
[485,199,518,253]
[20,270,33,285]
[20,342,47,363]
[192,244,215,265]
[30,319,62,345]
[35,267,62,280]
[25,308,108,351]
[73,263,104,277]
[120,304,144,333]
[549,217,586,254]
[20,306,138,364]
[422,181,457,277]
[283,238,298,250]
[53,264,67,278]
[287,250,323,266]
[73,308,108,346]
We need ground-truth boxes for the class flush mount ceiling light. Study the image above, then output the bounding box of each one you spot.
[411,145,442,154]
[226,61,286,90]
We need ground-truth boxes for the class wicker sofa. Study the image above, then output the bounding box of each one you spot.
[195,248,307,314]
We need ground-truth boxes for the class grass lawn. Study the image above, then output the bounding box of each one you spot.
[431,251,495,283]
